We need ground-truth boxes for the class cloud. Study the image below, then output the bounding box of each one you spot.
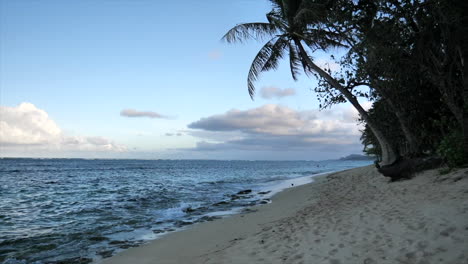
[120,109,167,119]
[208,49,222,60]
[260,86,296,99]
[165,132,183,137]
[186,104,364,156]
[0,103,126,155]
[341,101,373,123]
[188,104,358,136]
[0,102,62,145]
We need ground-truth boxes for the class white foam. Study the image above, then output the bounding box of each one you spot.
[260,171,334,198]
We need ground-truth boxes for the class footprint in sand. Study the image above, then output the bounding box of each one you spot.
[439,226,456,237]
[328,248,339,256]
[363,257,377,264]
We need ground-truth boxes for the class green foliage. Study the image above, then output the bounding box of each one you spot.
[437,130,465,168]
[226,0,468,169]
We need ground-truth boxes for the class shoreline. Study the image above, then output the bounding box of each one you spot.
[102,165,468,264]
[95,169,335,263]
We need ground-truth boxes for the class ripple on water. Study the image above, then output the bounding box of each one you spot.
[0,158,371,263]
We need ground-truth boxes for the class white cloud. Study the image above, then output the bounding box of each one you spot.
[0,103,126,155]
[260,86,296,99]
[0,102,61,145]
[120,108,167,119]
[342,101,373,123]
[186,104,364,154]
[189,104,360,137]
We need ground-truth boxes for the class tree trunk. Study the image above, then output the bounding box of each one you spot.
[463,64,468,164]
[460,0,468,164]
[295,40,399,166]
[439,79,463,126]
[376,87,420,155]
[463,42,468,164]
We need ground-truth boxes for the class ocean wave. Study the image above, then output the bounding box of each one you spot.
[0,159,371,263]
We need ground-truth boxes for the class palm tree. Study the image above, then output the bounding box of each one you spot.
[222,0,398,166]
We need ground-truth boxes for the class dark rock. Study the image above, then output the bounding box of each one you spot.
[97,249,114,258]
[152,229,164,234]
[116,240,143,249]
[242,208,258,213]
[258,191,271,195]
[109,240,127,245]
[230,195,242,200]
[197,216,221,222]
[232,194,255,200]
[182,207,196,213]
[213,201,229,206]
[174,220,193,227]
[237,189,252,195]
[118,244,134,249]
[53,257,93,264]
[259,199,270,204]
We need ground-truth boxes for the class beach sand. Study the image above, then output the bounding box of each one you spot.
[102,165,468,264]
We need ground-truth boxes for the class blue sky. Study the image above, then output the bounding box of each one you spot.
[0,0,366,160]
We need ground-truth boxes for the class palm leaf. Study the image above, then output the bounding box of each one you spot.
[222,23,278,43]
[266,10,288,30]
[302,30,347,50]
[268,0,286,17]
[261,37,288,72]
[247,37,286,99]
[288,42,302,81]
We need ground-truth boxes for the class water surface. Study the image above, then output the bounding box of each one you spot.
[0,158,371,263]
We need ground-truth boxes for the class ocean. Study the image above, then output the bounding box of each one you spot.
[0,158,371,263]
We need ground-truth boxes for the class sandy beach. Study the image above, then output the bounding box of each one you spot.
[102,165,468,264]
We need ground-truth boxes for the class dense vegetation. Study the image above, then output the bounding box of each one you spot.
[224,0,467,174]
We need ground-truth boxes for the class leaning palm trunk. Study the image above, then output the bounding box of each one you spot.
[295,39,398,166]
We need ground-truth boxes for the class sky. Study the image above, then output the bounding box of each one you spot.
[0,0,368,160]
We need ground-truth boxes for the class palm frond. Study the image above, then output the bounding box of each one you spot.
[268,0,286,17]
[247,37,285,99]
[266,10,288,30]
[294,5,326,25]
[261,37,288,72]
[288,42,302,81]
[293,39,313,76]
[222,23,278,43]
[302,30,347,50]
